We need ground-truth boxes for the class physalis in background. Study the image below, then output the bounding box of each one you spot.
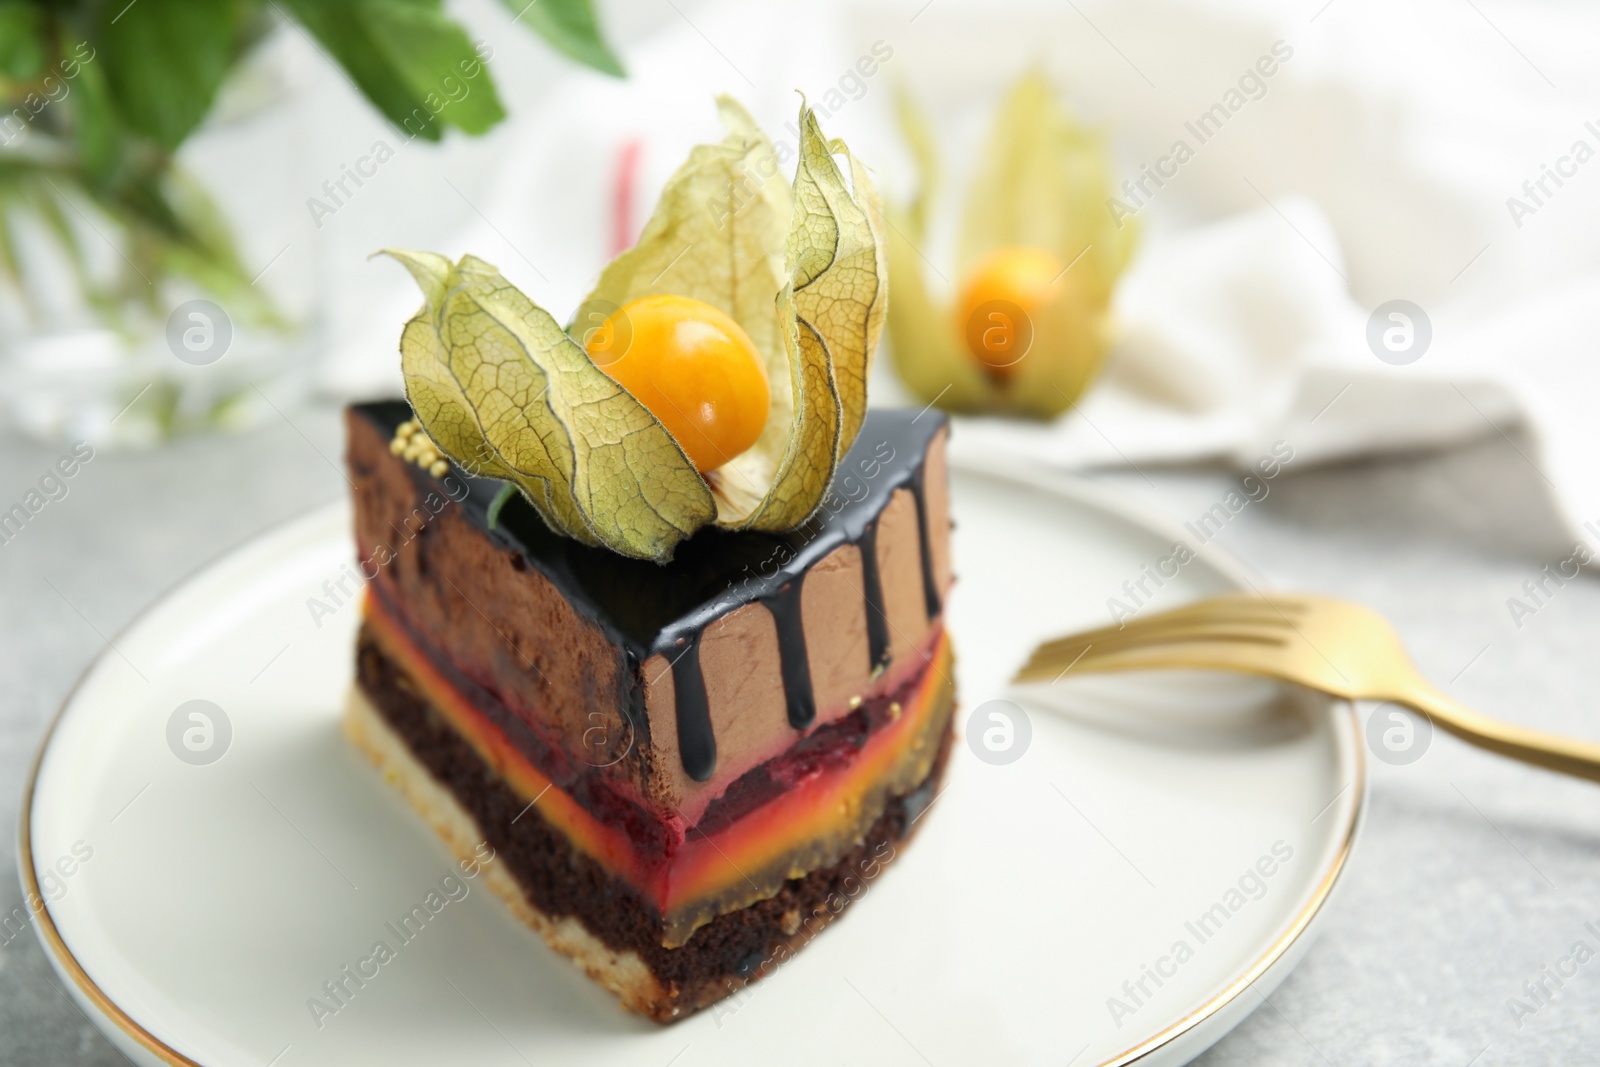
[889,71,1137,419]
[383,98,886,563]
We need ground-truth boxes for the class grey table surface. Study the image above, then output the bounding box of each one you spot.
[2,402,1597,1067]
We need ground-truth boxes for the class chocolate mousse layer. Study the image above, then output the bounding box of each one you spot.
[345,402,953,819]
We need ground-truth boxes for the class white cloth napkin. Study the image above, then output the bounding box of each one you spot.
[317,0,1600,551]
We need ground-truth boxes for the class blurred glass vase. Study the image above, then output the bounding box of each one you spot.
[0,0,626,447]
[0,31,319,448]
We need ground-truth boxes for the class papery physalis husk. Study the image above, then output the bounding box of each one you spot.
[383,97,885,562]
[888,70,1137,419]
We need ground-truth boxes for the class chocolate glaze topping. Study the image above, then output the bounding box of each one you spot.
[353,402,947,784]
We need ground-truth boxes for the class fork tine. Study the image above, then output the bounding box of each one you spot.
[1093,593,1306,630]
[1143,593,1313,625]
[1015,635,1295,686]
[1015,627,1291,683]
[1028,597,1302,661]
[1029,606,1249,654]
[1029,622,1282,665]
[1118,592,1308,612]
[1139,595,1310,625]
[1031,616,1221,658]
[1018,594,1319,685]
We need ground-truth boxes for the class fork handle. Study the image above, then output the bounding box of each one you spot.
[1399,683,1600,784]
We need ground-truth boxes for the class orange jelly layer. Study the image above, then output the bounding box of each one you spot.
[362,592,955,946]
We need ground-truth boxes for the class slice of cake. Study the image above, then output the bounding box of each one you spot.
[341,98,955,1021]
[344,402,953,1020]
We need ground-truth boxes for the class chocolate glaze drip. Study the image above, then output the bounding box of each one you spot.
[762,579,817,729]
[907,463,943,621]
[669,634,716,782]
[855,518,892,672]
[354,403,948,783]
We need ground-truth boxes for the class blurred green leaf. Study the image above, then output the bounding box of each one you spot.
[0,204,19,284]
[361,0,505,135]
[98,0,244,151]
[0,0,632,342]
[278,0,440,139]
[70,53,123,189]
[27,177,89,284]
[279,0,487,141]
[0,1,45,82]
[497,0,623,77]
[0,160,98,313]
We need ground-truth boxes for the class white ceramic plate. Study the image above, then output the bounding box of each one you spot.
[21,460,1363,1067]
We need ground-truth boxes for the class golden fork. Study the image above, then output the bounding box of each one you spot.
[1014,592,1600,783]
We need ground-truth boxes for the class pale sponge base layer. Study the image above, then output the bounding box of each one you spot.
[342,687,674,1018]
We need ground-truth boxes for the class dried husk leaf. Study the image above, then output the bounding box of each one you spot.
[387,99,887,559]
[889,71,1137,418]
[385,249,715,562]
[577,97,794,519]
[958,70,1137,301]
[886,213,991,411]
[837,147,890,449]
[576,99,882,531]
[741,284,839,530]
[741,109,885,531]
